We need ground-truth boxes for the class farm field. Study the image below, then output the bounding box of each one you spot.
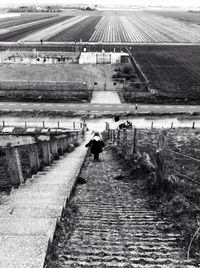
[130,45,200,97]
[0,15,73,41]
[46,11,200,43]
[48,16,102,42]
[0,13,56,29]
[21,16,88,42]
[147,9,200,25]
[0,11,200,43]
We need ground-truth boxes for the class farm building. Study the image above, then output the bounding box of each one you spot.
[79,52,129,64]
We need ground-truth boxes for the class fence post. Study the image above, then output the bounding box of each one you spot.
[117,129,120,146]
[113,130,116,144]
[3,121,5,127]
[43,121,45,128]
[171,122,173,129]
[131,128,137,155]
[151,122,153,129]
[156,130,167,184]
[192,122,195,129]
[123,128,127,154]
[57,121,60,129]
[73,122,76,130]
[108,129,110,140]
[25,121,27,128]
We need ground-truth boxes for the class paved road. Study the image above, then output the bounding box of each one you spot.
[0,102,200,114]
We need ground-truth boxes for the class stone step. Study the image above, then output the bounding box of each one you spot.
[62,259,197,267]
[63,243,182,254]
[60,249,183,259]
[69,238,177,247]
[73,229,180,238]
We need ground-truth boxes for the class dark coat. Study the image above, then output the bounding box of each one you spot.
[85,139,105,154]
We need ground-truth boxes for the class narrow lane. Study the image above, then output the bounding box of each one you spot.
[0,102,200,114]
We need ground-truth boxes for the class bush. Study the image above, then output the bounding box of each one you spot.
[122,65,133,75]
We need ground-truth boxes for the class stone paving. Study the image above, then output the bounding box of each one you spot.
[0,139,88,268]
[91,91,121,104]
[45,147,199,268]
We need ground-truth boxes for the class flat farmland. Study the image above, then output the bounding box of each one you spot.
[130,45,200,99]
[1,11,200,43]
[46,11,200,43]
[48,16,102,42]
[0,13,56,29]
[0,15,73,41]
[147,9,200,25]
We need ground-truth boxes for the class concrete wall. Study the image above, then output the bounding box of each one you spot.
[0,130,83,189]
[0,150,10,188]
[0,50,10,63]
[79,52,129,64]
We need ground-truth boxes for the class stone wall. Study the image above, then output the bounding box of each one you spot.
[0,130,83,189]
[0,149,10,189]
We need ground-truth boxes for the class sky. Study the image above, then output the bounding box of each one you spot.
[0,0,199,7]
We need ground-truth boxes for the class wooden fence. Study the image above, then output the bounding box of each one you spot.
[107,127,200,197]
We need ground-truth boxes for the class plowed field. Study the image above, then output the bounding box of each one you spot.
[130,45,200,95]
[48,12,200,43]
[48,16,102,42]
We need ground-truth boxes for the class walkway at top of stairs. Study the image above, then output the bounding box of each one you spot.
[91,91,121,104]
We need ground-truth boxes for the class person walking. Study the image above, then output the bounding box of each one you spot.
[85,132,105,161]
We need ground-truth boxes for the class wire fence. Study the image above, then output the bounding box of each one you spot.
[107,126,200,209]
[0,80,88,91]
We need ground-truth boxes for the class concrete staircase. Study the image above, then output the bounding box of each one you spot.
[53,149,199,267]
[0,140,88,268]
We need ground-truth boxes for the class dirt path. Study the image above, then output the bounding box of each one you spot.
[45,147,198,267]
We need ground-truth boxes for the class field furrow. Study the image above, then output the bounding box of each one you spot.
[20,16,87,41]
[48,16,102,42]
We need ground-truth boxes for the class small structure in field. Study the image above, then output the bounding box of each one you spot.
[79,52,129,64]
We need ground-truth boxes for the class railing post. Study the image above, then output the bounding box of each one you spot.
[73,122,76,130]
[192,122,195,129]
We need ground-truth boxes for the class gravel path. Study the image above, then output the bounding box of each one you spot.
[45,147,198,267]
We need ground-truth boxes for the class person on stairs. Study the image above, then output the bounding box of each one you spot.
[85,131,105,161]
